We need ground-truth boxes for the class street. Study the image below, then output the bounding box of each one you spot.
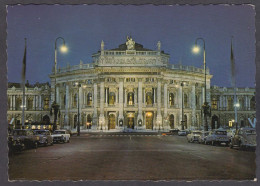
[8,133,256,181]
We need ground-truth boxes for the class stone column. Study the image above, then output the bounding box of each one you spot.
[245,96,248,110]
[137,79,143,129]
[105,88,108,107]
[118,78,124,129]
[99,81,106,130]
[153,88,156,104]
[134,88,137,106]
[93,83,98,127]
[35,95,38,110]
[143,89,146,107]
[13,96,16,110]
[163,83,169,130]
[124,89,127,107]
[248,96,251,110]
[39,95,41,110]
[64,84,70,128]
[219,95,223,110]
[191,84,196,128]
[79,86,83,125]
[156,80,162,130]
[33,95,35,110]
[10,95,13,110]
[178,85,182,127]
[225,96,228,110]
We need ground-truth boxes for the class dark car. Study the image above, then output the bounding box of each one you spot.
[33,130,53,146]
[8,134,25,154]
[12,129,40,149]
[169,129,180,135]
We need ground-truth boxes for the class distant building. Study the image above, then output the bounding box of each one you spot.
[7,37,256,131]
[7,81,51,128]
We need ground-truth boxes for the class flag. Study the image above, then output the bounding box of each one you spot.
[230,37,236,87]
[21,38,27,127]
[21,38,27,83]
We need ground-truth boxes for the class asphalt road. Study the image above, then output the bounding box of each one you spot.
[8,133,256,181]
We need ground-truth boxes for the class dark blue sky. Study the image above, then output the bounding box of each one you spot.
[7,5,255,87]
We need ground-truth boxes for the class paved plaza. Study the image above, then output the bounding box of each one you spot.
[8,133,256,181]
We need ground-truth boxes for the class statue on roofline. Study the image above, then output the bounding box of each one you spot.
[126,36,135,50]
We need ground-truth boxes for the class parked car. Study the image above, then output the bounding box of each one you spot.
[227,129,236,141]
[66,129,77,136]
[33,130,53,146]
[169,128,180,135]
[178,130,187,136]
[204,129,229,146]
[52,130,70,143]
[12,129,40,149]
[187,131,202,143]
[8,134,25,154]
[198,131,210,144]
[230,127,256,150]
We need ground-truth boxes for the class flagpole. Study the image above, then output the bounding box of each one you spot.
[22,38,27,128]
[231,36,238,130]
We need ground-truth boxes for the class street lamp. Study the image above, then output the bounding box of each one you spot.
[51,37,68,132]
[234,103,240,130]
[192,38,210,131]
[180,82,186,130]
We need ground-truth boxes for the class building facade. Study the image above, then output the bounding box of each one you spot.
[7,82,51,126]
[7,38,256,131]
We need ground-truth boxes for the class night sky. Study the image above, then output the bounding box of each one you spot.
[7,5,255,88]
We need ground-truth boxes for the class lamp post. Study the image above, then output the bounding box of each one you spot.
[193,38,210,131]
[234,103,240,130]
[181,82,185,130]
[51,37,67,131]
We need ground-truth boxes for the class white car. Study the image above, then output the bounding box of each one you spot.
[187,131,202,143]
[198,131,210,144]
[52,130,70,143]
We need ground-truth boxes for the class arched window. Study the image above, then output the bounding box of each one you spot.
[87,93,92,106]
[196,95,199,108]
[27,97,33,110]
[74,115,77,128]
[239,98,244,111]
[8,97,10,110]
[108,114,116,130]
[211,97,218,110]
[228,97,233,110]
[16,97,22,110]
[169,114,174,129]
[44,97,49,110]
[146,92,153,105]
[250,96,255,110]
[109,92,115,105]
[184,115,187,129]
[73,93,77,108]
[128,92,134,105]
[63,95,66,106]
[169,93,174,106]
[86,114,92,129]
[184,94,188,108]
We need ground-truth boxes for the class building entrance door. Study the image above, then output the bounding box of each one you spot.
[145,112,153,129]
[127,112,135,129]
[108,114,116,130]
